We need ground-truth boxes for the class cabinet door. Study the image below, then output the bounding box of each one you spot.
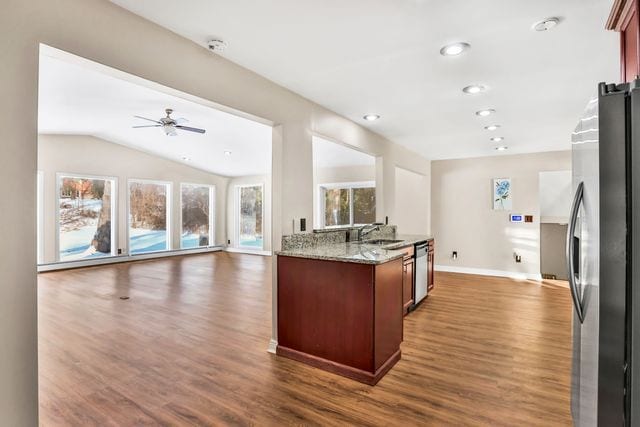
[402,259,414,315]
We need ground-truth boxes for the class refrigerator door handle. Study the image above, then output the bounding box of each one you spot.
[566,181,585,323]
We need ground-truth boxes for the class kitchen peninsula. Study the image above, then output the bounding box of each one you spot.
[276,226,433,385]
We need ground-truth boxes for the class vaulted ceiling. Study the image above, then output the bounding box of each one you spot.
[38,51,272,177]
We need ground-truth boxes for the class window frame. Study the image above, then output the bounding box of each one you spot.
[55,172,119,262]
[235,183,265,250]
[179,182,216,249]
[318,181,376,229]
[37,171,44,264]
[127,178,172,256]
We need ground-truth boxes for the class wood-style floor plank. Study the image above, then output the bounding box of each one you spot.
[38,253,572,426]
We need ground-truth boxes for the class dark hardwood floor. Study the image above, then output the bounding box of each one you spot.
[38,253,573,426]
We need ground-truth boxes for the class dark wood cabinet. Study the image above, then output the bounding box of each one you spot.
[277,255,403,385]
[402,257,414,315]
[608,0,640,82]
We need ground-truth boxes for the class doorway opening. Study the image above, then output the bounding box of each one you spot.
[37,44,274,270]
[539,170,571,282]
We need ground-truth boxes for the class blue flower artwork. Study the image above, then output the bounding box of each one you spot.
[493,178,512,210]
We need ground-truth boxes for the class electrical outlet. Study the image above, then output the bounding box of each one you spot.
[227,239,231,245]
[514,253,522,263]
[452,251,458,260]
[117,248,122,255]
[300,218,306,232]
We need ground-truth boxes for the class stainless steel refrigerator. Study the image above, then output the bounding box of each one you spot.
[569,81,640,426]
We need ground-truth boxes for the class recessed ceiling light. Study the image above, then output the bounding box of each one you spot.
[491,136,505,142]
[532,17,560,32]
[476,109,495,117]
[224,150,232,156]
[363,114,380,121]
[463,84,487,94]
[182,156,191,161]
[485,125,500,131]
[495,146,508,151]
[440,42,470,56]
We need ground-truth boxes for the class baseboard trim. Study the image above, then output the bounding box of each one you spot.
[435,264,543,281]
[276,345,401,385]
[38,246,224,272]
[225,247,272,256]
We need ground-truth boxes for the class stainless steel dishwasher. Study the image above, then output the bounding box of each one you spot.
[413,242,428,306]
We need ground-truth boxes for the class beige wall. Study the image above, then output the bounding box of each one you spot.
[38,134,229,263]
[394,166,431,235]
[315,165,376,185]
[431,151,571,278]
[226,175,272,252]
[2,1,430,419]
[540,223,568,280]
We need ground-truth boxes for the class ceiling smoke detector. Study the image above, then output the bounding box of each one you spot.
[532,17,560,32]
[207,39,228,53]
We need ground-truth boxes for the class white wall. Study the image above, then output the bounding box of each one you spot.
[226,175,272,252]
[539,170,571,224]
[431,151,571,279]
[1,0,430,419]
[394,166,431,235]
[38,134,230,263]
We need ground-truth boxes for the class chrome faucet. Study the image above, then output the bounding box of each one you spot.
[357,223,383,241]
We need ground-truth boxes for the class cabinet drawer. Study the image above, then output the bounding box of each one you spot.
[401,245,414,260]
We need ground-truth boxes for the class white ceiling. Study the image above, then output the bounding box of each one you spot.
[38,52,272,177]
[110,0,619,160]
[313,136,376,168]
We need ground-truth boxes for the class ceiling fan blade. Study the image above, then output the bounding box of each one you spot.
[132,125,162,128]
[176,125,206,134]
[133,115,162,124]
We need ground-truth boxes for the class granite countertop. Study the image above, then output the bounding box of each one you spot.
[277,241,406,265]
[276,234,434,265]
[381,234,433,250]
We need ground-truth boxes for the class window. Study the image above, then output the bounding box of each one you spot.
[128,180,171,255]
[324,188,350,227]
[181,184,215,249]
[237,185,263,249]
[352,187,376,224]
[319,182,376,228]
[57,174,117,261]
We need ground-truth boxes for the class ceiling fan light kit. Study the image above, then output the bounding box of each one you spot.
[133,108,206,136]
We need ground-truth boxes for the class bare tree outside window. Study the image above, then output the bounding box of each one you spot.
[181,184,212,248]
[324,188,350,227]
[353,187,376,224]
[58,176,115,261]
[321,185,375,228]
[129,182,169,254]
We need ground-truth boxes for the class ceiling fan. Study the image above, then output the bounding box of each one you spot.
[132,108,206,136]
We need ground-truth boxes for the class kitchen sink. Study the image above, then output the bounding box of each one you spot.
[363,239,404,245]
